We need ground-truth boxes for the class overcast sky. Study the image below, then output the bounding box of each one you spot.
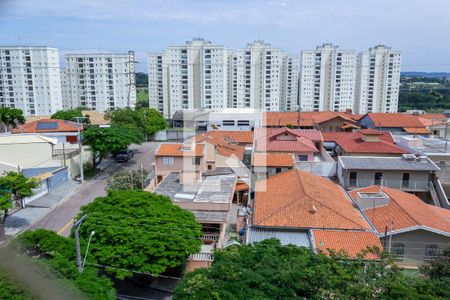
[1,0,450,72]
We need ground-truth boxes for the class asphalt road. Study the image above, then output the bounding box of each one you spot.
[30,142,158,236]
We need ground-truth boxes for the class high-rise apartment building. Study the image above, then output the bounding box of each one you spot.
[355,45,401,113]
[299,43,355,112]
[228,41,298,111]
[0,46,63,116]
[62,52,136,111]
[148,38,228,118]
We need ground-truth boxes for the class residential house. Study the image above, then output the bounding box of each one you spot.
[251,152,294,179]
[359,113,431,136]
[246,169,382,258]
[323,129,407,157]
[337,155,441,202]
[349,186,450,267]
[413,114,449,139]
[12,118,82,144]
[154,141,206,183]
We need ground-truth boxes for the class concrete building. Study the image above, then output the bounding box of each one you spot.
[228,41,299,111]
[299,43,356,112]
[148,38,229,118]
[355,45,401,114]
[0,46,63,116]
[62,52,136,111]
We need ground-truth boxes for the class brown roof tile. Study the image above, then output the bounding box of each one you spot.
[156,143,204,157]
[12,119,82,133]
[252,153,294,167]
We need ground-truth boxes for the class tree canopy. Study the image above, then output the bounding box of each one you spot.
[105,108,166,137]
[106,169,149,190]
[75,190,202,279]
[0,172,38,208]
[0,107,25,129]
[82,124,143,168]
[174,239,450,300]
[51,108,84,121]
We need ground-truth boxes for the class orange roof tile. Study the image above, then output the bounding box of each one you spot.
[12,119,82,133]
[156,143,204,157]
[415,113,447,120]
[252,153,294,167]
[195,130,253,144]
[254,128,321,153]
[195,131,247,160]
[367,113,426,128]
[253,170,371,230]
[349,186,450,236]
[312,230,382,259]
[322,131,407,155]
[263,112,361,127]
[403,127,432,134]
[235,182,249,192]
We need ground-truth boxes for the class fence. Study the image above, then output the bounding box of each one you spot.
[344,179,430,191]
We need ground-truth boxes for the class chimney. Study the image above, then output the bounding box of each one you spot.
[361,129,381,142]
[354,191,390,210]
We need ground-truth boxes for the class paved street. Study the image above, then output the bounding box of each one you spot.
[30,142,157,236]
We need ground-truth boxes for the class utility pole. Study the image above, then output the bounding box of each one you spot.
[445,120,449,152]
[125,50,137,108]
[73,117,85,183]
[140,163,144,189]
[74,214,88,272]
[388,219,394,254]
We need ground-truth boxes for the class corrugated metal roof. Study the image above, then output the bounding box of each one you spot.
[339,156,440,171]
[247,227,311,248]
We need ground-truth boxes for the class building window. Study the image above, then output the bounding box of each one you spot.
[392,243,405,260]
[275,168,282,173]
[425,244,438,260]
[298,155,308,161]
[207,164,212,170]
[163,157,174,165]
[349,172,357,187]
[374,172,383,185]
[192,157,201,166]
[402,173,410,188]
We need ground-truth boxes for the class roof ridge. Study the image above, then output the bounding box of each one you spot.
[382,188,423,228]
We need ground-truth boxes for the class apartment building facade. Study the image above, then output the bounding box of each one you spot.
[228,41,299,112]
[299,43,356,112]
[62,51,136,111]
[355,45,401,114]
[0,46,63,116]
[148,38,229,118]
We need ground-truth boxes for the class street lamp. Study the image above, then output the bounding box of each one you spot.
[81,231,95,272]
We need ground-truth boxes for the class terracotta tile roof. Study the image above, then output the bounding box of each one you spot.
[349,186,450,236]
[312,230,382,259]
[254,128,321,153]
[235,182,249,192]
[12,119,82,133]
[215,143,245,160]
[416,118,446,127]
[253,169,372,230]
[263,111,361,127]
[415,113,447,120]
[195,130,253,144]
[195,131,247,160]
[322,130,407,155]
[403,127,432,134]
[252,153,294,167]
[82,110,109,125]
[156,143,204,157]
[367,113,427,128]
[25,115,50,123]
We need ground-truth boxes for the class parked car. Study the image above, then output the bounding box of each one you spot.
[115,149,134,162]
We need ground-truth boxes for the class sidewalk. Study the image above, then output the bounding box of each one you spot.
[3,180,81,237]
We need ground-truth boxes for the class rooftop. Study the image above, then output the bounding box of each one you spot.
[263,111,363,127]
[12,119,82,134]
[156,143,205,157]
[0,134,57,145]
[338,155,440,171]
[396,136,450,155]
[252,153,294,167]
[366,113,427,129]
[254,128,321,153]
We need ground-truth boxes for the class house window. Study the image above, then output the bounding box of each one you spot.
[350,172,357,187]
[192,157,201,166]
[298,155,308,161]
[163,157,174,165]
[276,168,282,173]
[374,172,382,185]
[222,120,235,126]
[392,243,405,259]
[402,173,410,188]
[207,164,212,170]
[425,244,438,260]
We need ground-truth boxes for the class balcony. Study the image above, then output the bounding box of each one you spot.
[345,179,430,191]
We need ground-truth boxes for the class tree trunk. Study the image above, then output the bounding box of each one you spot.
[0,209,8,241]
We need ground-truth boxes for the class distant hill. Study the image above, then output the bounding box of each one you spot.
[401,72,450,78]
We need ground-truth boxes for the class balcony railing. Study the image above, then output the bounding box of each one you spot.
[345,179,430,191]
[189,253,214,261]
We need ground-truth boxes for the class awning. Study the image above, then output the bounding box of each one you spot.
[235,182,249,192]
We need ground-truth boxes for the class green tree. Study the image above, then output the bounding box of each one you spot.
[51,108,83,121]
[420,247,450,284]
[106,170,149,190]
[0,107,25,130]
[174,239,448,300]
[82,124,143,169]
[75,190,202,279]
[142,108,166,136]
[0,191,12,240]
[0,172,38,209]
[106,108,166,138]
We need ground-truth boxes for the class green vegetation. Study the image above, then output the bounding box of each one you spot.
[105,107,166,138]
[106,169,149,190]
[51,108,83,121]
[174,239,450,300]
[75,190,203,279]
[136,87,149,109]
[0,269,34,300]
[13,229,116,299]
[0,107,25,129]
[0,172,38,209]
[82,124,144,168]
[399,76,450,112]
[135,72,148,87]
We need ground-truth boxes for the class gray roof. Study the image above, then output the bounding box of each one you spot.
[191,210,228,222]
[154,172,236,204]
[247,227,311,248]
[339,156,440,171]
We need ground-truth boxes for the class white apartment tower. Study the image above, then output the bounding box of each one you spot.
[229,41,298,111]
[299,43,355,112]
[148,38,228,118]
[0,46,63,116]
[62,52,136,111]
[355,45,401,113]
